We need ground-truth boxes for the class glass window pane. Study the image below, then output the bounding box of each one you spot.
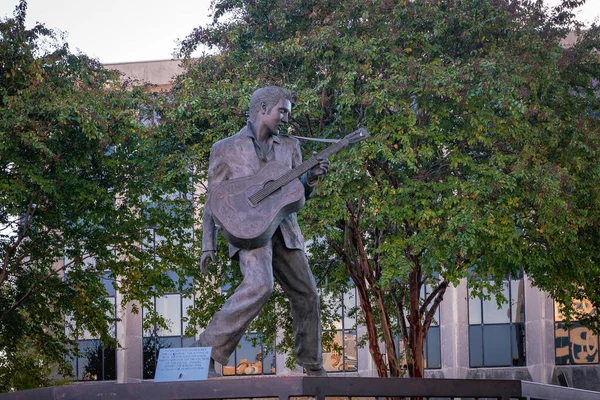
[262,347,276,374]
[468,290,482,325]
[182,296,194,335]
[225,334,264,375]
[223,353,236,376]
[79,297,116,340]
[102,271,116,297]
[78,340,101,381]
[182,337,196,348]
[483,324,511,366]
[469,325,483,367]
[323,331,344,372]
[160,336,182,349]
[569,322,599,364]
[555,323,570,365]
[512,323,526,366]
[321,291,342,329]
[65,315,76,338]
[103,347,116,380]
[167,270,194,291]
[156,294,182,336]
[425,326,441,369]
[482,286,510,324]
[108,297,117,339]
[433,303,440,326]
[511,279,525,323]
[141,229,155,251]
[343,289,356,329]
[342,330,358,371]
[142,305,154,337]
[143,336,158,379]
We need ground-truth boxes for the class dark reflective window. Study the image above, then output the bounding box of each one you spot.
[423,280,441,369]
[468,273,526,367]
[69,311,117,381]
[73,340,115,381]
[425,326,441,369]
[469,325,483,367]
[483,325,511,367]
[102,271,116,297]
[67,265,117,381]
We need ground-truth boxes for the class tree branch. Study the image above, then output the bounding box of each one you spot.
[423,281,449,332]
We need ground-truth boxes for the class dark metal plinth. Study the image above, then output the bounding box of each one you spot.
[1,376,600,400]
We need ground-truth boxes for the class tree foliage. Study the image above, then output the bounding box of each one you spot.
[173,0,600,378]
[0,1,198,390]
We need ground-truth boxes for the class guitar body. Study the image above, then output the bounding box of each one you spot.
[209,161,306,250]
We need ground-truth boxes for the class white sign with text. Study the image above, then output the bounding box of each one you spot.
[154,347,211,382]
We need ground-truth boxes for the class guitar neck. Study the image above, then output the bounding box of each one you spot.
[248,138,350,205]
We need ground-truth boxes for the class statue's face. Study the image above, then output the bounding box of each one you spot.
[260,98,292,135]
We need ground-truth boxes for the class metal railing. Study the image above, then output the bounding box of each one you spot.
[1,376,600,400]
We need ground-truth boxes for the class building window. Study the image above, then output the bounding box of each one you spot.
[143,292,195,379]
[223,333,276,376]
[322,288,358,372]
[68,270,117,381]
[555,299,598,365]
[423,282,441,369]
[468,272,526,367]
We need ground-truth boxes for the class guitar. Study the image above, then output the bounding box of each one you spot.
[209,128,370,249]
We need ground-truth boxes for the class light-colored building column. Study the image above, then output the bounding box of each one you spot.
[438,279,469,378]
[524,277,555,384]
[116,298,143,383]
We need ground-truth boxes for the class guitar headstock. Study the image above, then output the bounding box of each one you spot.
[344,128,370,144]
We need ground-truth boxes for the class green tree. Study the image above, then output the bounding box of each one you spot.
[0,1,198,390]
[172,0,600,378]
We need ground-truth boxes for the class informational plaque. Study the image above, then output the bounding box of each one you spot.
[154,347,212,382]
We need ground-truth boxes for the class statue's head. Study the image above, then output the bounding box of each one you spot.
[248,86,297,122]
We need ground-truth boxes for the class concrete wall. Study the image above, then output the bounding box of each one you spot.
[106,59,185,92]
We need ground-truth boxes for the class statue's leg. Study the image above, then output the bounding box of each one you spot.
[271,229,324,372]
[198,243,274,366]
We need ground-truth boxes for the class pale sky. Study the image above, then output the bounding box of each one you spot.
[0,0,599,64]
[0,0,213,63]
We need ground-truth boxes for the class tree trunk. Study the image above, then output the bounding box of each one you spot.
[406,266,425,379]
[354,276,389,377]
[373,285,401,377]
[407,323,425,378]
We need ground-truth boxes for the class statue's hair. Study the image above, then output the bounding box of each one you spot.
[248,86,297,121]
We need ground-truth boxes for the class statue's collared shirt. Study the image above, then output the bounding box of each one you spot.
[243,119,280,164]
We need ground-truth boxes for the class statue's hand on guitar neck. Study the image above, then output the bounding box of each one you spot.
[200,250,216,275]
[307,155,330,184]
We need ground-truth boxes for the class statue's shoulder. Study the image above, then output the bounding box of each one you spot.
[277,133,300,147]
[211,128,247,151]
